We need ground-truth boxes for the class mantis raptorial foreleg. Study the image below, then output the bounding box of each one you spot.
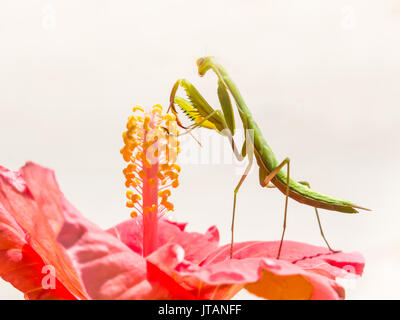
[260,157,291,259]
[172,110,221,137]
[168,80,190,129]
[298,181,340,253]
[167,78,246,164]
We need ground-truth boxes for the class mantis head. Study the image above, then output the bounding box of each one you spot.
[196,56,215,77]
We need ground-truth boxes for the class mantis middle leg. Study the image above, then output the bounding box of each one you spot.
[260,157,291,259]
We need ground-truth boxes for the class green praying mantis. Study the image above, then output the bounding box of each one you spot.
[168,56,370,259]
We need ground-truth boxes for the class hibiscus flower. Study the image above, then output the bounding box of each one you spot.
[0,105,364,300]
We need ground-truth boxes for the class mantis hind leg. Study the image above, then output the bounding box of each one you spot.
[298,181,340,253]
[260,157,291,259]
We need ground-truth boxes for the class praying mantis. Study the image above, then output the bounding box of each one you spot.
[168,56,370,259]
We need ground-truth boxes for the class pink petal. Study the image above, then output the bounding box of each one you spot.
[202,241,364,279]
[0,201,76,300]
[108,217,219,264]
[0,163,170,299]
[0,163,86,299]
[202,240,364,299]
[163,220,188,232]
[147,239,365,300]
[57,197,168,299]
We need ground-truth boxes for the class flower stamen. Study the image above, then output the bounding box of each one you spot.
[121,104,180,255]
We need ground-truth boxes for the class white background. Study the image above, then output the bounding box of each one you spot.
[0,0,399,299]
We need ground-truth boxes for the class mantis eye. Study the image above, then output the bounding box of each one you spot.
[196,57,205,67]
